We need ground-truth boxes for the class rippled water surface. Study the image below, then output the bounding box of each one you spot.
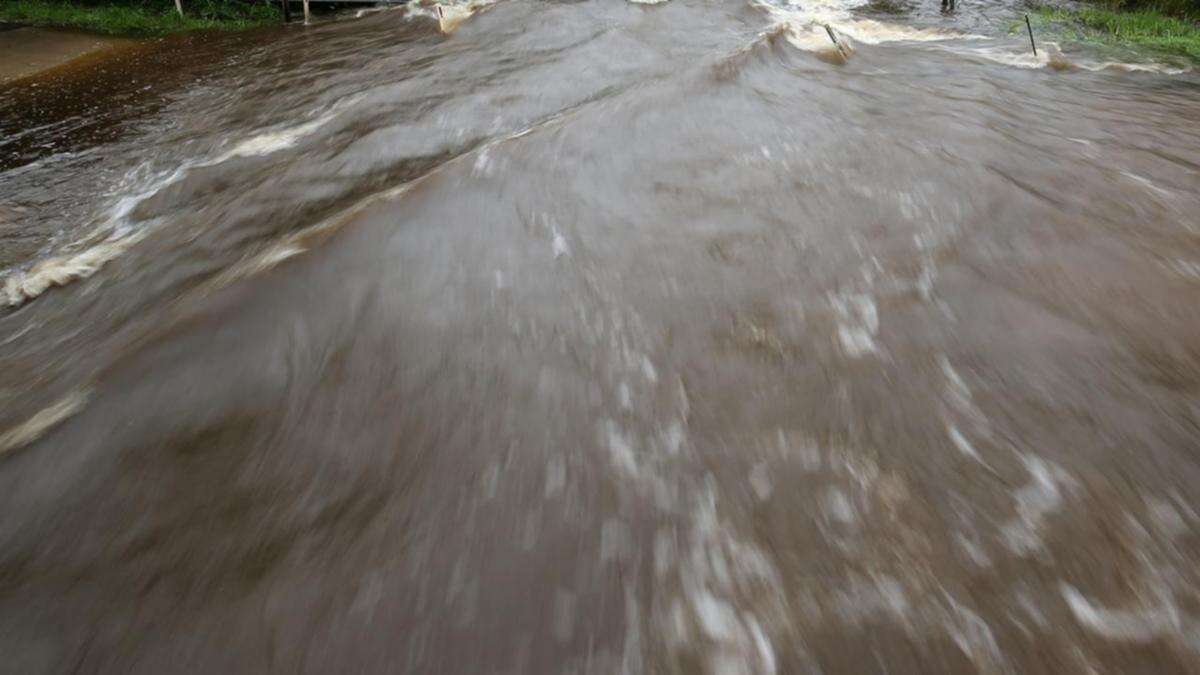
[3,0,1200,672]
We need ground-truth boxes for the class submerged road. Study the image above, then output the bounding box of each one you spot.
[2,0,1200,672]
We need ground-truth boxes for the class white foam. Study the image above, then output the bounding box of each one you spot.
[824,487,857,524]
[944,594,1006,671]
[836,575,911,623]
[1167,259,1200,279]
[1061,584,1181,642]
[438,4,475,33]
[413,1,495,33]
[353,4,401,19]
[206,241,306,291]
[606,420,638,475]
[640,355,658,384]
[939,355,970,401]
[3,234,146,307]
[1082,59,1189,74]
[832,292,879,357]
[0,388,91,454]
[662,419,686,456]
[745,615,777,675]
[695,590,741,642]
[618,381,632,409]
[472,147,494,177]
[951,42,1189,74]
[956,533,991,567]
[1121,170,1173,197]
[1002,455,1071,555]
[755,0,982,57]
[552,227,570,259]
[224,115,331,159]
[661,480,788,673]
[3,100,352,309]
[947,425,977,459]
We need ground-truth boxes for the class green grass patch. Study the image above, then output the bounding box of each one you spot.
[1024,5,1200,61]
[0,0,280,36]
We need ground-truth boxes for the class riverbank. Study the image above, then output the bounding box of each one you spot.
[0,0,278,37]
[1029,4,1200,61]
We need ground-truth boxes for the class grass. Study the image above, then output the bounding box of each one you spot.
[1023,4,1200,61]
[0,0,280,36]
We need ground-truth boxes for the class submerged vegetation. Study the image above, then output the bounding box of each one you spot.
[0,0,279,36]
[1026,2,1200,61]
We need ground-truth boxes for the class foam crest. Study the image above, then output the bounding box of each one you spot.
[948,41,1190,74]
[1,100,353,309]
[754,0,979,57]
[0,388,91,454]
[407,1,497,33]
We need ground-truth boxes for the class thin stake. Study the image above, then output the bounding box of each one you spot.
[824,24,847,59]
[303,0,310,25]
[174,0,183,17]
[1024,14,1038,57]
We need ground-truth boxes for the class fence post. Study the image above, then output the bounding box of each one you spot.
[824,24,847,59]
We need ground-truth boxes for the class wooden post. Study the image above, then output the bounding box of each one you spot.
[283,0,291,23]
[174,0,182,17]
[1025,14,1038,57]
[303,0,310,25]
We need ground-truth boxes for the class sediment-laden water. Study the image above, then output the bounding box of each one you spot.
[2,0,1200,672]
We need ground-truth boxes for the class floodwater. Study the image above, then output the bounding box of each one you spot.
[0,25,131,85]
[2,0,1200,672]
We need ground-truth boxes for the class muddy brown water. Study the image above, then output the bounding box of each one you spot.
[0,26,132,86]
[2,1,1200,672]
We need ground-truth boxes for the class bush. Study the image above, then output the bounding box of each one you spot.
[0,0,279,35]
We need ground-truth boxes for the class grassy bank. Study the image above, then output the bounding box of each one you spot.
[0,0,279,36]
[1028,4,1200,61]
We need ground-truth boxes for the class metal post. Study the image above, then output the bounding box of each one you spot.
[1024,15,1037,56]
[824,24,847,59]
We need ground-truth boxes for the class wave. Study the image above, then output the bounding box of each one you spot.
[220,111,342,160]
[754,0,1186,74]
[711,24,800,79]
[0,388,91,455]
[3,232,147,308]
[406,1,497,33]
[752,0,981,60]
[950,42,1190,74]
[1,101,353,310]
